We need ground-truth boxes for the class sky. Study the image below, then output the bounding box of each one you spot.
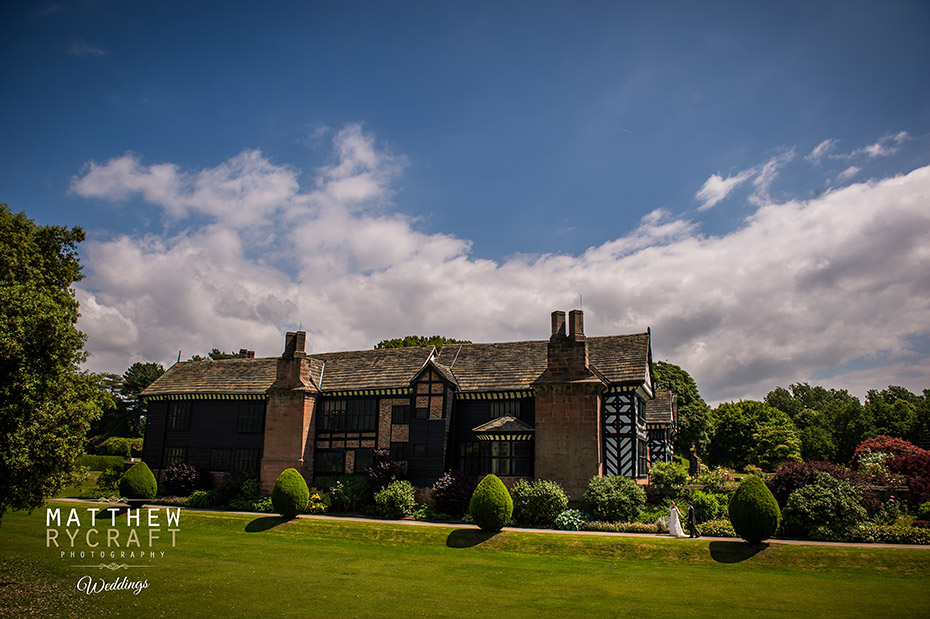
[2,1,929,405]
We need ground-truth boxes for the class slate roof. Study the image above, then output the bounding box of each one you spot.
[141,358,279,396]
[141,333,651,397]
[308,346,434,391]
[645,389,677,425]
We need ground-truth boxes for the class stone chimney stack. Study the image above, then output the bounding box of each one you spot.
[276,331,309,388]
[238,348,255,359]
[546,309,589,379]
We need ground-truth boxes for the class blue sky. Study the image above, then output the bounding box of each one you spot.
[2,1,929,403]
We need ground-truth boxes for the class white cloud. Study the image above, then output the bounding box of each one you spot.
[695,150,794,210]
[836,166,861,182]
[853,131,909,159]
[694,169,754,211]
[805,139,837,164]
[74,126,930,404]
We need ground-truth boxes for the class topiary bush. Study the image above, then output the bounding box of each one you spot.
[373,480,417,518]
[118,461,157,500]
[648,461,688,489]
[511,479,569,526]
[271,468,310,519]
[728,475,780,544]
[584,475,646,523]
[430,471,479,517]
[469,474,513,532]
[781,473,867,540]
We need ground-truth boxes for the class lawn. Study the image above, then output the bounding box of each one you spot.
[1,500,929,618]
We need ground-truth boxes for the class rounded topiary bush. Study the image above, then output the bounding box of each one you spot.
[511,479,569,526]
[728,475,780,544]
[118,461,157,500]
[469,474,513,532]
[584,475,646,523]
[271,468,310,519]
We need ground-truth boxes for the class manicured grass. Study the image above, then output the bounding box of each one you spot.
[1,501,929,617]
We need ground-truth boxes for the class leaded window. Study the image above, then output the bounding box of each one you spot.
[318,398,377,432]
[237,401,265,433]
[164,446,187,466]
[490,400,519,419]
[391,404,411,424]
[233,448,261,473]
[314,450,344,474]
[167,401,191,431]
[211,449,233,471]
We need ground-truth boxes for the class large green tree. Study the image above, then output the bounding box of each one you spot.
[0,204,110,522]
[764,383,863,462]
[652,361,712,457]
[708,400,797,470]
[92,361,165,438]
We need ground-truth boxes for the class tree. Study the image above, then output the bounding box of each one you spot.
[652,361,712,457]
[708,401,796,470]
[91,362,164,439]
[866,387,918,440]
[374,335,471,349]
[188,348,239,361]
[750,416,802,470]
[0,204,110,522]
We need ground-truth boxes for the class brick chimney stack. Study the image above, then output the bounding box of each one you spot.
[282,331,307,359]
[238,348,255,359]
[546,309,589,379]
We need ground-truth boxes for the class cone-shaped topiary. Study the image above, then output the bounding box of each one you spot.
[729,475,781,544]
[469,474,513,532]
[118,461,157,500]
[272,468,310,519]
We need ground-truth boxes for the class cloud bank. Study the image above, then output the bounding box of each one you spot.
[71,125,930,403]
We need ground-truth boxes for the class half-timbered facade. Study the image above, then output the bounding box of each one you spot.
[141,309,655,498]
[645,389,678,464]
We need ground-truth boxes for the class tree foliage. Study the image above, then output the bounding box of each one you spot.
[708,401,795,470]
[92,361,164,439]
[0,204,110,522]
[652,361,712,457]
[188,348,240,361]
[374,335,471,349]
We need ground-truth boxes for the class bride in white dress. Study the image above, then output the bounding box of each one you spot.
[668,501,687,538]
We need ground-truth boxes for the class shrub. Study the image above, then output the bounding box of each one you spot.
[97,437,143,458]
[887,451,930,505]
[78,454,126,471]
[554,509,589,531]
[187,489,220,508]
[511,479,569,526]
[95,466,124,492]
[851,436,927,467]
[118,462,157,500]
[373,480,417,518]
[412,504,453,521]
[918,502,930,522]
[216,470,255,504]
[584,475,646,523]
[305,488,331,514]
[728,475,780,544]
[317,475,371,512]
[469,474,513,532]
[781,473,867,540]
[766,460,861,507]
[160,463,213,496]
[648,461,688,489]
[690,490,724,523]
[698,519,738,538]
[848,522,930,545]
[271,468,310,518]
[690,466,731,491]
[238,478,260,500]
[365,448,407,491]
[430,471,479,517]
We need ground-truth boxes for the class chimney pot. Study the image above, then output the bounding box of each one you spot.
[551,310,566,337]
[283,331,307,358]
[568,309,584,339]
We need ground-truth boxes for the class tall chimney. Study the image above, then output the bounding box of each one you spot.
[551,310,566,337]
[545,309,589,379]
[282,331,307,359]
